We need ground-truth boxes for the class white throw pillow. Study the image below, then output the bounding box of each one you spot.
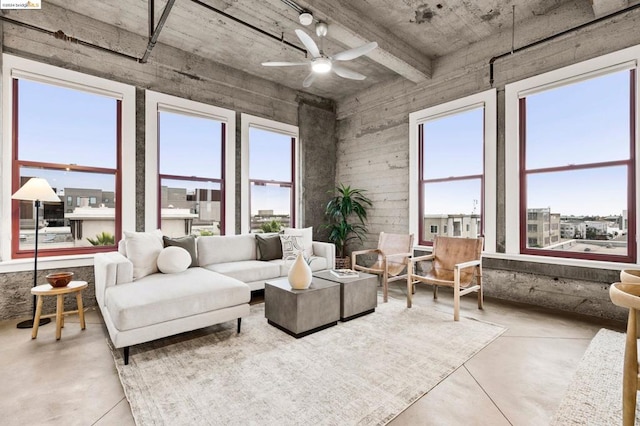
[157,246,192,274]
[124,229,163,280]
[280,234,306,260]
[284,227,313,258]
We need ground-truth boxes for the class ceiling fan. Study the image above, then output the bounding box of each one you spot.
[262,21,378,88]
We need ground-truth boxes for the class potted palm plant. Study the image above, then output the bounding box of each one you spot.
[324,183,372,269]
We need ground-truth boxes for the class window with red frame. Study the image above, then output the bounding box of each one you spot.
[12,78,120,258]
[248,127,295,233]
[158,110,225,237]
[519,69,635,262]
[418,106,484,246]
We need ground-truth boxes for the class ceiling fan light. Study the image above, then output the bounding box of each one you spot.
[299,12,313,26]
[312,57,332,73]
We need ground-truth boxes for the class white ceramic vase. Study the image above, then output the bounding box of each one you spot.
[288,252,312,290]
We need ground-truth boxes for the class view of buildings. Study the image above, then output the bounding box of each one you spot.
[423,206,627,255]
[18,183,224,249]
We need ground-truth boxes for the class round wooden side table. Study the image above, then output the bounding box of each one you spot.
[31,280,88,340]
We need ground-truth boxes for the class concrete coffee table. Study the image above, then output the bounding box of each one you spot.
[313,270,378,321]
[265,277,340,338]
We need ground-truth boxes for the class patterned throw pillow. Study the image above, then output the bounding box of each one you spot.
[280,234,305,260]
[283,227,313,258]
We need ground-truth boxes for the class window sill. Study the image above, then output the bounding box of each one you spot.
[412,245,635,271]
[0,254,95,273]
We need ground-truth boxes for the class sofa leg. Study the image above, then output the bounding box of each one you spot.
[124,346,130,365]
[237,318,242,333]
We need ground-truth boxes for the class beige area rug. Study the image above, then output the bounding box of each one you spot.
[110,298,505,425]
[552,328,640,425]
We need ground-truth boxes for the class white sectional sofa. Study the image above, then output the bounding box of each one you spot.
[94,232,335,364]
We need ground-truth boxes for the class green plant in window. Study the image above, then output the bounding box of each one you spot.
[199,229,215,237]
[86,231,115,246]
[260,219,283,233]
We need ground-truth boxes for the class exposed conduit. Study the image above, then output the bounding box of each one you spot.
[279,0,305,15]
[141,0,176,63]
[489,2,640,87]
[189,0,307,55]
[0,0,307,64]
[0,15,141,62]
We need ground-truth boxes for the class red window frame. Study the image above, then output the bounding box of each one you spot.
[248,135,296,231]
[518,69,636,262]
[417,117,485,247]
[157,117,226,235]
[11,78,122,258]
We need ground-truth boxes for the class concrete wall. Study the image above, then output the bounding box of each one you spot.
[0,266,95,322]
[335,6,640,321]
[0,4,335,321]
[482,259,626,322]
[298,97,337,241]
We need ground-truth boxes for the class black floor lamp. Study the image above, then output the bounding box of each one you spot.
[12,177,61,329]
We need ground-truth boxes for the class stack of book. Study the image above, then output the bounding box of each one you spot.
[330,269,359,278]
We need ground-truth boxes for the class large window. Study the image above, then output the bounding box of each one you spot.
[145,91,235,235]
[241,114,299,234]
[158,111,224,237]
[2,55,135,260]
[409,90,497,250]
[506,52,638,263]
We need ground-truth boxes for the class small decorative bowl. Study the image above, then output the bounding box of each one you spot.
[46,272,74,288]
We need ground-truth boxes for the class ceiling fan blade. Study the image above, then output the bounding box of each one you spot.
[332,64,366,80]
[295,29,321,58]
[262,61,309,67]
[332,42,378,61]
[302,72,317,88]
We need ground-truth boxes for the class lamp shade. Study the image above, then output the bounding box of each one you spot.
[12,178,61,203]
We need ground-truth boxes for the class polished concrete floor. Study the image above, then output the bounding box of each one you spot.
[0,282,625,426]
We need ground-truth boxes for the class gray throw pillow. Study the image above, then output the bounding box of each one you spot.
[256,233,283,261]
[163,235,198,267]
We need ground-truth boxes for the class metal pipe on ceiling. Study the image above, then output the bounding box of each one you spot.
[141,0,176,63]
[189,0,306,54]
[489,2,640,87]
[149,0,155,39]
[279,0,305,15]
[0,0,309,65]
[0,15,141,62]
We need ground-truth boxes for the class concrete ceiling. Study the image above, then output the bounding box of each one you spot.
[39,0,636,100]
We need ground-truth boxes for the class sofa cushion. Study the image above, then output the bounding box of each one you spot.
[255,233,283,261]
[104,268,249,331]
[124,229,164,280]
[284,227,313,257]
[163,235,198,267]
[280,234,305,260]
[198,234,257,266]
[204,260,281,283]
[157,246,191,274]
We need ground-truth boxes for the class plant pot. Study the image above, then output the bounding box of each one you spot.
[620,269,640,284]
[335,257,351,270]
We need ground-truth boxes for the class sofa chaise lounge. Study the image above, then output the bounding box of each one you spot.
[94,232,335,364]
